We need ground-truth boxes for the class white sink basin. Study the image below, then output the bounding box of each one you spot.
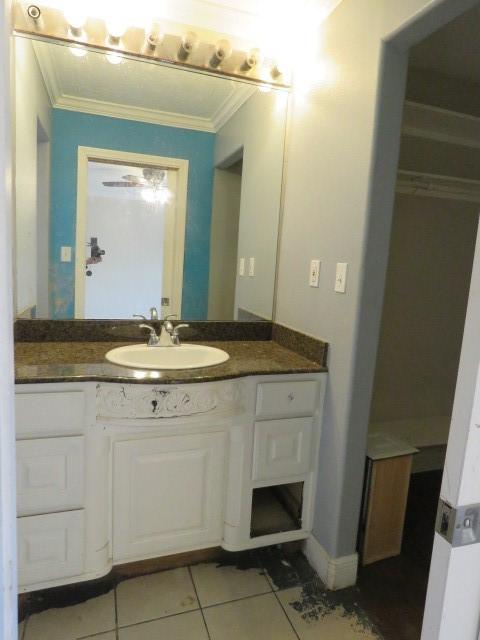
[105,343,230,370]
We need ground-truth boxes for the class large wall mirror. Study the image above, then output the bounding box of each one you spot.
[14,35,289,321]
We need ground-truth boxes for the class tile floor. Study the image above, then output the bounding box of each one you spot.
[19,549,382,640]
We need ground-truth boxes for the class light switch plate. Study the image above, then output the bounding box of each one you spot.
[248,257,255,277]
[239,257,245,276]
[60,246,72,262]
[309,259,320,287]
[335,262,348,293]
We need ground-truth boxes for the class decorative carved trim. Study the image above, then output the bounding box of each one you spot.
[96,382,243,420]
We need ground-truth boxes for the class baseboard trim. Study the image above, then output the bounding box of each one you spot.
[302,535,358,590]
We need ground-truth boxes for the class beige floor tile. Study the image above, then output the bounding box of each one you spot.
[116,568,198,627]
[203,593,297,640]
[24,592,115,640]
[81,633,116,640]
[191,562,271,606]
[277,586,381,639]
[119,610,208,640]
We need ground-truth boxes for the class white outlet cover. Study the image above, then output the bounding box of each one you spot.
[239,257,245,276]
[60,246,72,262]
[335,262,348,293]
[309,259,320,287]
[248,257,255,276]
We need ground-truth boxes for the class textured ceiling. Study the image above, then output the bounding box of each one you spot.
[33,39,255,130]
[409,4,480,86]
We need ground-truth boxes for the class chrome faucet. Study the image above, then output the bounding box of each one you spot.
[137,314,189,347]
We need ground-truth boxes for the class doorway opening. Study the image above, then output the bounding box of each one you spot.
[208,157,243,320]
[357,6,480,639]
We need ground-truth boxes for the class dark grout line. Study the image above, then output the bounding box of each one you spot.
[113,588,119,640]
[20,616,28,640]
[200,588,274,611]
[188,566,212,640]
[115,607,201,632]
[272,589,301,640]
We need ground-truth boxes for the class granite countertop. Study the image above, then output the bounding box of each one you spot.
[15,340,326,385]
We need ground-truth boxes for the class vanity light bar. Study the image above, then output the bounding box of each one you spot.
[14,2,292,89]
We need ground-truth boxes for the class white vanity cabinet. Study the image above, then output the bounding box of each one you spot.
[14,371,326,593]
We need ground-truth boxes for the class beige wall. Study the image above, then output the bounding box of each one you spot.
[215,89,287,320]
[14,37,51,315]
[208,167,241,319]
[370,193,478,423]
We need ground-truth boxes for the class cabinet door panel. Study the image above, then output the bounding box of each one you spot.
[113,433,226,561]
[17,510,85,587]
[16,392,85,438]
[253,418,313,481]
[16,437,84,516]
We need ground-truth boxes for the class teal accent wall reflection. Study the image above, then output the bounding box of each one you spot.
[50,108,215,319]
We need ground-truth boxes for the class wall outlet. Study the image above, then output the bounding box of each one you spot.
[335,262,348,293]
[309,259,321,287]
[60,246,72,262]
[239,257,245,276]
[248,257,255,277]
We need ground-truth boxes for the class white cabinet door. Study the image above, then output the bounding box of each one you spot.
[17,510,85,587]
[16,437,84,516]
[113,433,226,561]
[252,418,313,481]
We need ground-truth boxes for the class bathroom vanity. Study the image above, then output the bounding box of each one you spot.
[14,336,327,593]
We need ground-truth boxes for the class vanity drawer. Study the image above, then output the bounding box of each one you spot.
[17,510,85,587]
[16,391,86,438]
[252,418,313,481]
[255,381,318,419]
[16,437,85,517]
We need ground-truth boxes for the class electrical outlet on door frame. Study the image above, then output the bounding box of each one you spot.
[60,246,72,263]
[239,257,245,276]
[309,259,321,287]
[248,257,255,277]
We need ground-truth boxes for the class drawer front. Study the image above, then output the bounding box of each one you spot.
[256,381,318,419]
[16,391,85,438]
[17,510,85,587]
[253,418,313,481]
[16,437,84,517]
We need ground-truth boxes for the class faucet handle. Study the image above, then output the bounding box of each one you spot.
[139,323,159,346]
[163,313,177,321]
[149,307,159,321]
[173,323,190,333]
[133,314,148,321]
[171,323,190,345]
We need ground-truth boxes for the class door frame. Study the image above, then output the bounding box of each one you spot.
[354,1,480,638]
[74,146,189,319]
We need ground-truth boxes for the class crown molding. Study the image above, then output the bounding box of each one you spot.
[32,40,61,106]
[54,95,217,132]
[212,84,256,131]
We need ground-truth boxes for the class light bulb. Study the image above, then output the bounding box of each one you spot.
[210,39,232,68]
[64,10,87,30]
[70,46,87,58]
[105,52,123,65]
[105,17,128,39]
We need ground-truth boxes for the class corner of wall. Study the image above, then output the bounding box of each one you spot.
[303,534,358,590]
